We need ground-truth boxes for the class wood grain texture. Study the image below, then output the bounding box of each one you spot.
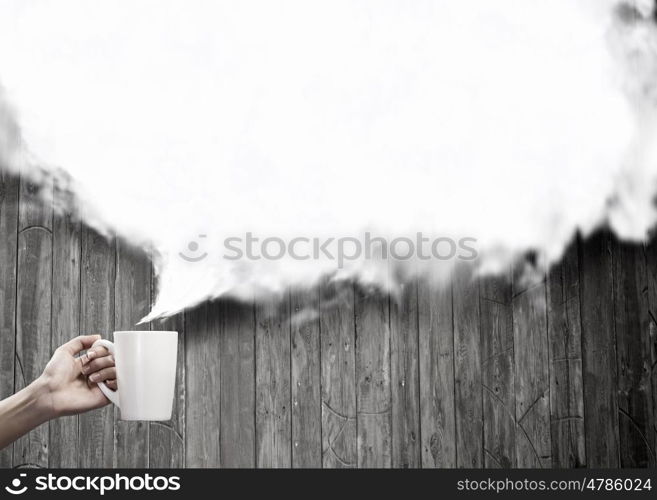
[546,240,586,468]
[290,288,321,467]
[612,241,655,467]
[0,171,655,469]
[185,301,221,467]
[14,178,53,468]
[113,240,152,468]
[49,210,81,468]
[418,275,455,468]
[255,296,292,467]
[149,311,185,468]
[355,286,392,468]
[390,280,420,468]
[219,299,255,468]
[0,170,18,467]
[78,228,115,468]
[480,271,516,468]
[453,263,483,468]
[645,238,657,463]
[512,264,551,468]
[319,281,357,468]
[579,231,620,467]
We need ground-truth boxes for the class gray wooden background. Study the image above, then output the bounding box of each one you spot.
[0,171,655,468]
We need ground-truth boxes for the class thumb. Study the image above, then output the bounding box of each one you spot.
[59,334,102,355]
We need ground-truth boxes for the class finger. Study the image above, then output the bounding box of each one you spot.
[59,334,102,355]
[81,354,115,375]
[88,346,109,357]
[105,379,118,390]
[89,367,117,383]
[81,345,109,366]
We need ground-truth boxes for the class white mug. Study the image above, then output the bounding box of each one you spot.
[91,331,178,421]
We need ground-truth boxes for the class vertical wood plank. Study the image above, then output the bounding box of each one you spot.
[579,231,620,467]
[547,240,586,468]
[219,299,256,468]
[512,264,551,468]
[0,170,18,467]
[390,279,420,467]
[78,228,115,468]
[480,270,516,468]
[149,310,186,468]
[355,286,391,468]
[113,240,151,467]
[645,237,657,463]
[612,240,655,467]
[290,288,321,467]
[418,276,455,468]
[320,281,357,468]
[255,295,292,467]
[185,301,221,467]
[453,263,483,467]
[14,178,52,468]
[49,210,81,467]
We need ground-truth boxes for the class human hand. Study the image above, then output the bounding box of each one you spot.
[38,335,117,417]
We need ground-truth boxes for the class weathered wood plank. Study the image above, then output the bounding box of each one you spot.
[113,240,151,467]
[612,240,655,467]
[185,300,221,467]
[546,240,586,468]
[49,210,81,468]
[480,270,516,468]
[290,288,321,467]
[512,263,551,468]
[149,309,186,468]
[645,237,657,464]
[418,275,455,468]
[0,170,18,467]
[255,295,292,467]
[579,231,619,467]
[453,263,483,467]
[78,228,115,468]
[355,286,391,468]
[219,299,255,468]
[390,279,420,468]
[320,281,357,468]
[14,178,53,468]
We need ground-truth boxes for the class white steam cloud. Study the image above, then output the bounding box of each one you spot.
[0,0,656,319]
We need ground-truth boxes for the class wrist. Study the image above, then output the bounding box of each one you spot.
[28,376,57,421]
[0,375,57,450]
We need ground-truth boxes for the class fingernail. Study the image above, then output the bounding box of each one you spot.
[89,373,99,382]
[87,350,96,359]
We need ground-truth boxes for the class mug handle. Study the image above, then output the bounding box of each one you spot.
[90,338,120,407]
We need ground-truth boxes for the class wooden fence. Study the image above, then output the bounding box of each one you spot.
[0,171,655,468]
